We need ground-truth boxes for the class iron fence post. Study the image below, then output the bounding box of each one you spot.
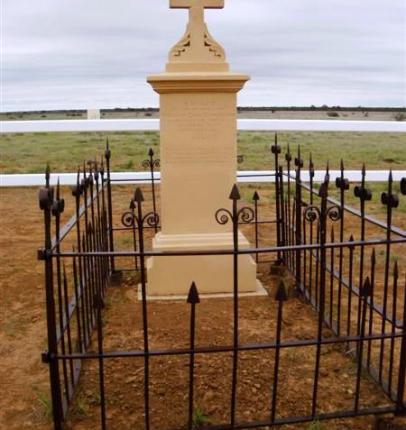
[335,160,349,335]
[215,185,255,429]
[271,134,282,263]
[295,147,303,291]
[379,171,397,381]
[270,281,287,423]
[279,166,286,262]
[105,139,115,273]
[230,184,240,429]
[39,167,64,430]
[354,277,372,413]
[311,180,328,417]
[142,148,160,233]
[187,282,200,430]
[396,275,406,414]
[253,191,260,263]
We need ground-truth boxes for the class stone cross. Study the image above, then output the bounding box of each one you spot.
[170,0,224,49]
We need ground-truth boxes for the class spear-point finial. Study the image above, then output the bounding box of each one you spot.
[130,199,136,210]
[134,187,144,203]
[388,170,393,183]
[275,281,288,302]
[361,277,372,297]
[187,282,200,304]
[105,137,111,160]
[229,184,241,200]
[148,148,154,157]
[253,191,260,201]
[340,159,344,172]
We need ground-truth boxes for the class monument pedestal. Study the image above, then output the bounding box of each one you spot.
[146,73,260,296]
[146,232,259,296]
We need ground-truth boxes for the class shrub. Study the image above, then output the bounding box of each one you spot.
[394,112,406,121]
[327,111,339,118]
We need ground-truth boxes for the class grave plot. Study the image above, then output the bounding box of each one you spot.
[37,143,406,430]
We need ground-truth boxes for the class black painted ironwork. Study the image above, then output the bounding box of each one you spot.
[39,142,406,430]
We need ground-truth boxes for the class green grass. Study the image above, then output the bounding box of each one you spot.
[0,131,405,174]
[35,390,52,419]
[193,408,210,428]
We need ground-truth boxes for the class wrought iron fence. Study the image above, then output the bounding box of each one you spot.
[39,138,406,429]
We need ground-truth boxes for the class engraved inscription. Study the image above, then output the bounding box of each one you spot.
[162,98,236,165]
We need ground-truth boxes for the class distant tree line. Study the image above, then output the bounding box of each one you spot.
[3,106,405,116]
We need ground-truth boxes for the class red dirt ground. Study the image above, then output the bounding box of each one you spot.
[1,186,405,430]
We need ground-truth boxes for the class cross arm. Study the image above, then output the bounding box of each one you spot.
[170,0,224,9]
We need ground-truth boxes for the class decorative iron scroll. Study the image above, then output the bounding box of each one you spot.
[215,206,255,226]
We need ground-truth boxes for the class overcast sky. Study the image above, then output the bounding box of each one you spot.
[2,0,405,111]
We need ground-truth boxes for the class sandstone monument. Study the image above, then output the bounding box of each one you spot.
[146,0,260,296]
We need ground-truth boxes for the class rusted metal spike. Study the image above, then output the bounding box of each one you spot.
[187,282,200,304]
[100,157,104,175]
[285,143,292,162]
[393,260,399,278]
[229,184,241,200]
[134,188,144,203]
[253,191,260,201]
[361,277,372,297]
[318,182,328,198]
[83,162,87,184]
[105,138,111,160]
[371,248,376,265]
[401,178,406,195]
[62,262,67,282]
[275,281,288,302]
[73,254,77,274]
[56,178,60,199]
[45,164,51,187]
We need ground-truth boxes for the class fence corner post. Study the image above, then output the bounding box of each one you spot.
[39,168,64,430]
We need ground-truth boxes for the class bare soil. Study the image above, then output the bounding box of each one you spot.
[0,186,405,430]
